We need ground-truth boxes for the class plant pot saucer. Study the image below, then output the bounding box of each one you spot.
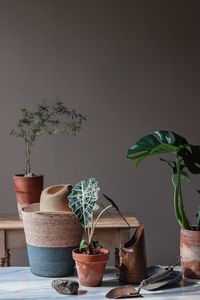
[142,265,182,291]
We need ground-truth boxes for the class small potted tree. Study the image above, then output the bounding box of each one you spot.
[68,178,111,287]
[127,130,200,279]
[11,100,86,217]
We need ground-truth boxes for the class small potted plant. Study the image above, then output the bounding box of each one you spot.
[127,130,200,279]
[68,178,111,287]
[11,99,86,217]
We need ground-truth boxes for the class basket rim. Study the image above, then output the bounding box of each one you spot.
[21,203,76,216]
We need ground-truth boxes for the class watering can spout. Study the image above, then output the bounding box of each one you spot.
[118,224,147,284]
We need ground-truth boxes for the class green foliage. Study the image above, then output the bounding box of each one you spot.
[196,207,200,231]
[127,130,200,230]
[68,178,112,254]
[68,178,100,229]
[196,191,200,231]
[11,99,86,175]
[79,239,102,255]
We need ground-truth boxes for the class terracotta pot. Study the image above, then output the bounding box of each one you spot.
[40,184,72,212]
[180,227,200,279]
[22,203,83,277]
[73,248,110,287]
[13,174,43,219]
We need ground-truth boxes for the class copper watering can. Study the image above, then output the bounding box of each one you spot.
[115,224,147,284]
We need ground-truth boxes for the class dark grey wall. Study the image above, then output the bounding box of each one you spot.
[0,0,200,266]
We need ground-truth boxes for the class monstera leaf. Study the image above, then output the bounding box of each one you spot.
[127,130,200,174]
[68,178,100,229]
[127,130,188,166]
[179,145,200,174]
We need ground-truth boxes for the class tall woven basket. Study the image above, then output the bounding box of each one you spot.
[22,203,83,277]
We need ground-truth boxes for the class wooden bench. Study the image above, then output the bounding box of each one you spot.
[0,214,139,266]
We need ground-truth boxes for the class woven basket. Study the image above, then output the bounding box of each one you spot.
[22,203,83,277]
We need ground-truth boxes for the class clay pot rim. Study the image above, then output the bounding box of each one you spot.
[181,226,200,233]
[14,174,44,178]
[72,248,110,263]
[73,248,109,255]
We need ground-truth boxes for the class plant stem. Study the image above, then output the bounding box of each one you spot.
[197,210,200,230]
[88,205,112,246]
[25,140,31,175]
[173,157,190,229]
[172,174,182,227]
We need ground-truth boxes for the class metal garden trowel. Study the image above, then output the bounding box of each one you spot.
[106,263,180,298]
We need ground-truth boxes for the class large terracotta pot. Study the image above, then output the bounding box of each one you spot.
[22,203,83,277]
[73,248,109,287]
[180,227,200,279]
[13,174,43,219]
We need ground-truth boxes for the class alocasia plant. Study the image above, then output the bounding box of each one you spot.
[68,178,112,254]
[127,130,200,230]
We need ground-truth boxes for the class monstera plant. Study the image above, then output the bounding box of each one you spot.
[127,130,200,230]
[127,130,200,279]
[69,178,111,287]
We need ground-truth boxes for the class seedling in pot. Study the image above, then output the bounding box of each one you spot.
[68,178,112,254]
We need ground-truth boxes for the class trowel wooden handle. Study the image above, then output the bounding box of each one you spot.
[141,267,173,287]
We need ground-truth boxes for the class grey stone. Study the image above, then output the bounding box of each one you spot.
[52,279,79,295]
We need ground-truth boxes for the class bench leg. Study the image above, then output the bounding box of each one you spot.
[4,249,10,267]
[0,230,6,267]
[0,258,5,267]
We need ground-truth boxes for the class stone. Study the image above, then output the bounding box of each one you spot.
[52,279,79,295]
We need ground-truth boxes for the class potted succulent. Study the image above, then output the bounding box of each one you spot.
[68,178,111,287]
[11,100,86,217]
[127,130,200,279]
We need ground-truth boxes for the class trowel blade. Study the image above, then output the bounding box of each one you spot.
[106,285,143,299]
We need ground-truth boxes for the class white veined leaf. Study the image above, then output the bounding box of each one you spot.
[68,178,100,229]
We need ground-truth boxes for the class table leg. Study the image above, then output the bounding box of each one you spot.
[0,230,6,267]
[4,249,10,267]
[0,258,5,267]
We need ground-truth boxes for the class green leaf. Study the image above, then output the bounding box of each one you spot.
[196,207,200,231]
[179,145,200,174]
[79,240,89,251]
[68,178,100,229]
[127,130,188,166]
[90,240,102,250]
[180,171,190,182]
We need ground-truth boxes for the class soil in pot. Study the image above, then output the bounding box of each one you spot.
[73,248,110,287]
[13,174,43,218]
[180,227,200,279]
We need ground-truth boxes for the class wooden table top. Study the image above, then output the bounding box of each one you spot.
[0,213,139,230]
